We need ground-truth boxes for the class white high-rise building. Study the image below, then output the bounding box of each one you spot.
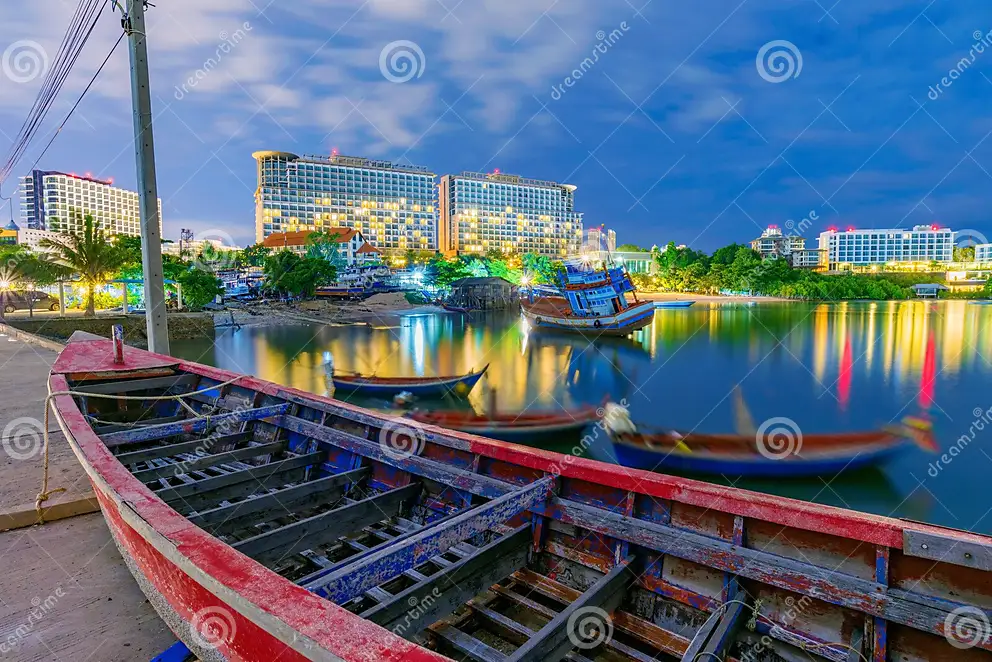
[975,243,992,263]
[818,225,955,270]
[19,170,161,237]
[439,171,583,257]
[253,151,437,253]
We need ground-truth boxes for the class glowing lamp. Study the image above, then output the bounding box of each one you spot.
[847,226,856,232]
[0,280,10,290]
[827,226,838,232]
[931,224,939,230]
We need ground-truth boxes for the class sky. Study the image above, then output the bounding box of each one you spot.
[1,0,990,252]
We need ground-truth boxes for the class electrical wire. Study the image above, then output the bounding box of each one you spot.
[0,0,110,188]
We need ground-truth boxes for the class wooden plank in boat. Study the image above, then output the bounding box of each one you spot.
[186,467,370,530]
[431,624,504,662]
[115,432,253,465]
[93,415,187,436]
[155,451,323,505]
[231,483,421,565]
[101,403,289,447]
[310,476,554,604]
[131,440,288,482]
[683,589,746,662]
[506,558,635,662]
[904,528,992,571]
[71,373,199,395]
[276,414,515,498]
[362,524,531,636]
[467,605,597,662]
[543,497,986,647]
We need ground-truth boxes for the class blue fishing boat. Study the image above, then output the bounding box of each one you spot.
[653,300,695,308]
[331,364,488,399]
[521,260,654,336]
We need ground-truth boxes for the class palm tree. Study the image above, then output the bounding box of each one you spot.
[0,248,68,317]
[41,215,124,316]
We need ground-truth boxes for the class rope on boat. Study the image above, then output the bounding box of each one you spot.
[36,375,245,525]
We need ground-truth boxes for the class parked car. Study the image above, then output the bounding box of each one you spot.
[0,290,60,313]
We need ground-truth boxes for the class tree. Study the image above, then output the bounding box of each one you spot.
[423,255,472,289]
[263,250,337,298]
[954,246,975,262]
[306,231,347,269]
[521,253,560,285]
[239,243,271,268]
[175,267,224,309]
[41,215,125,316]
[616,243,648,252]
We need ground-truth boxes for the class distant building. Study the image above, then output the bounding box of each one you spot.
[789,249,827,270]
[818,225,955,270]
[976,243,992,263]
[252,151,437,253]
[18,170,161,237]
[162,238,240,259]
[751,225,805,258]
[438,171,583,257]
[613,250,657,275]
[0,221,66,253]
[586,227,616,253]
[261,228,381,265]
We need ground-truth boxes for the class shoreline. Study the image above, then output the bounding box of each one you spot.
[214,293,454,329]
[638,292,793,303]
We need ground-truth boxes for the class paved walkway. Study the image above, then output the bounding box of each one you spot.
[0,330,174,661]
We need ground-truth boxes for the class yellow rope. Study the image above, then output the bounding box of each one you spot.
[35,374,244,524]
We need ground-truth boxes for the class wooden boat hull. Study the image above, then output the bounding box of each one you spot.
[331,365,487,399]
[521,298,654,336]
[48,337,992,662]
[612,436,914,477]
[409,408,599,444]
[653,300,695,308]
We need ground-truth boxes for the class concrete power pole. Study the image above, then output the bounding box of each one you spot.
[125,0,170,354]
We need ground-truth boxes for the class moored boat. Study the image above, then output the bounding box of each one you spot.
[47,334,992,661]
[609,417,935,477]
[521,261,654,336]
[653,300,695,308]
[408,405,601,443]
[442,304,472,314]
[332,364,488,399]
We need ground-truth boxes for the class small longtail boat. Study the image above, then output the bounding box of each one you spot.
[521,261,655,336]
[609,421,929,477]
[332,364,488,399]
[442,304,471,314]
[49,332,992,661]
[409,405,601,443]
[653,300,695,308]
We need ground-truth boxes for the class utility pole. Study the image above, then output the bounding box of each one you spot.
[124,0,169,354]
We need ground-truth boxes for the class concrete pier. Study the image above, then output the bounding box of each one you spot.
[0,327,175,660]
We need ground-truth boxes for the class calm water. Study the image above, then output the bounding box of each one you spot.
[171,301,992,535]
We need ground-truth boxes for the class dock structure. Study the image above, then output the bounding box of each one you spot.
[0,325,173,661]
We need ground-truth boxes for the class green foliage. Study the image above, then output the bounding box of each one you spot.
[616,243,649,252]
[175,267,225,309]
[306,231,347,269]
[423,255,472,289]
[41,215,126,316]
[263,250,337,298]
[984,277,992,297]
[240,243,271,268]
[521,253,560,285]
[404,291,427,304]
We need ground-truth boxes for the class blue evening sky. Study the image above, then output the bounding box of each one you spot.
[2,0,990,251]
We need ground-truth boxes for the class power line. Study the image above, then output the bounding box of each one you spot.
[0,0,109,187]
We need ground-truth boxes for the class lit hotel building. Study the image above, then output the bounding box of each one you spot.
[19,170,160,237]
[818,225,955,270]
[438,171,583,257]
[976,243,992,263]
[751,225,824,269]
[253,151,437,253]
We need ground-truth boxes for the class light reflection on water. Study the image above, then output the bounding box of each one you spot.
[172,300,992,534]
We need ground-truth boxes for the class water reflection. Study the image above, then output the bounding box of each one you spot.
[172,301,992,533]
